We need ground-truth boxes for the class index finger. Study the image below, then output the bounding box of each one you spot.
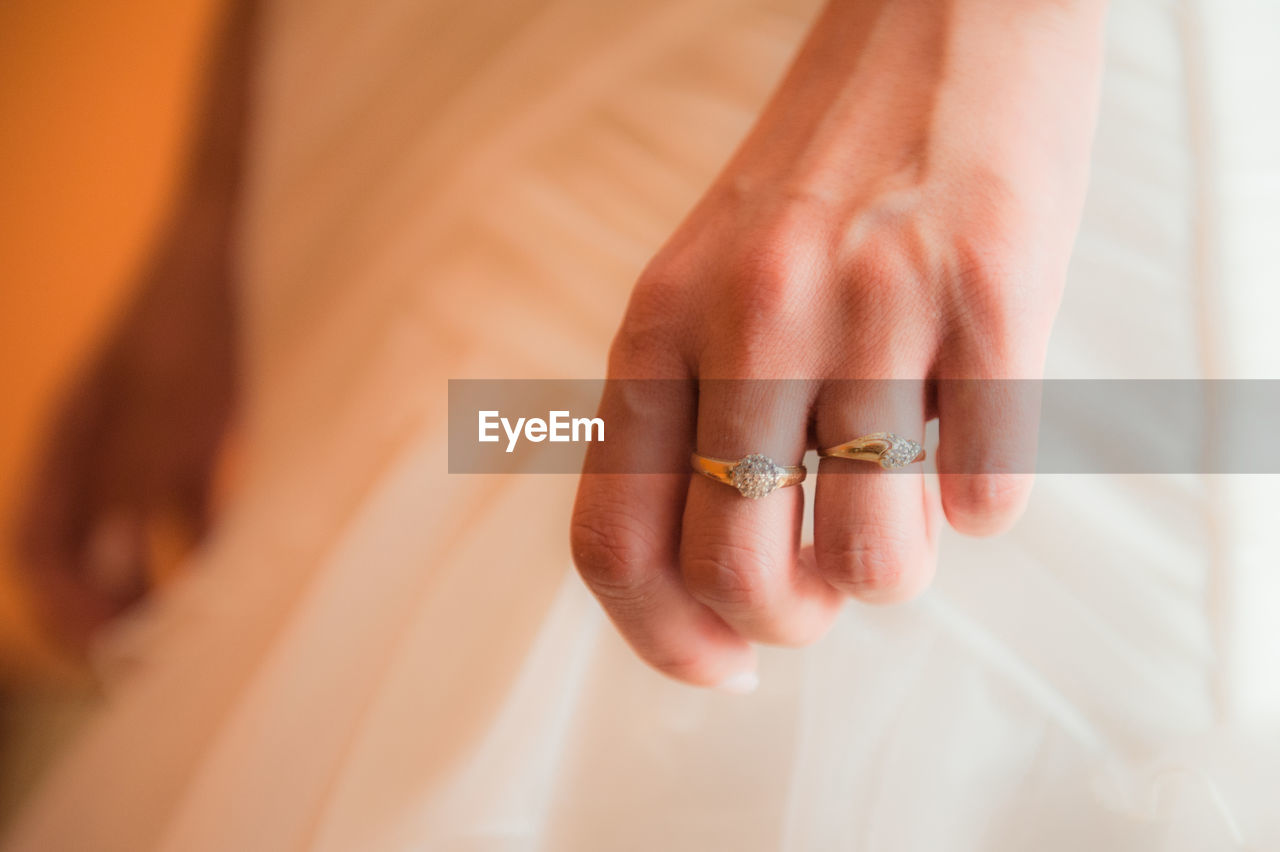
[570,374,760,692]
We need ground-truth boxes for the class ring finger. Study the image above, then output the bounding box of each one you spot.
[680,378,842,646]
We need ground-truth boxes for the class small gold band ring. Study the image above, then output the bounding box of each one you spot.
[690,452,806,499]
[818,432,925,470]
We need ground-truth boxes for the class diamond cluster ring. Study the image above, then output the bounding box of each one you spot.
[818,432,925,470]
[690,452,806,499]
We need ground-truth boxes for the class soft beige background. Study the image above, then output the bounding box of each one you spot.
[0,0,223,683]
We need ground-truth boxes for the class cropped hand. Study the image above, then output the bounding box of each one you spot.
[16,222,237,657]
[571,0,1107,689]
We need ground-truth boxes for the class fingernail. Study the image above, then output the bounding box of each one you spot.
[715,670,760,695]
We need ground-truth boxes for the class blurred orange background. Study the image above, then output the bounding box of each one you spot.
[0,0,224,683]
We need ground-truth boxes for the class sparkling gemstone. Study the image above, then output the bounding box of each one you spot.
[879,435,923,470]
[731,453,782,498]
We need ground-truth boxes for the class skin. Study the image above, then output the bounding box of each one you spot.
[570,0,1109,690]
[19,0,1107,678]
[15,0,254,657]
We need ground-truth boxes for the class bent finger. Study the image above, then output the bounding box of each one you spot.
[813,377,938,603]
[571,375,759,690]
[936,377,1039,536]
[680,378,841,646]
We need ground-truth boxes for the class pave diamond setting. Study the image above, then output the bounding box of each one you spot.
[878,434,923,470]
[730,454,783,499]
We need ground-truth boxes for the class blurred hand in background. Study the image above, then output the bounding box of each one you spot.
[10,0,254,660]
[16,232,238,657]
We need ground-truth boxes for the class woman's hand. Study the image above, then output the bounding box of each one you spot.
[15,231,238,658]
[571,0,1107,689]
[14,0,253,659]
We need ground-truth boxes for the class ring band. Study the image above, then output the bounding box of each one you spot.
[818,432,925,470]
[690,452,806,499]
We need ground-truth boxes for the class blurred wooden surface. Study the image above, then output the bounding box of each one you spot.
[0,0,224,682]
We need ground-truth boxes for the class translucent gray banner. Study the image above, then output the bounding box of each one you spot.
[448,379,1280,474]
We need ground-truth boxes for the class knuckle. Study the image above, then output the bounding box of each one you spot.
[714,227,828,347]
[836,252,935,369]
[818,524,911,598]
[943,237,1051,370]
[608,318,674,377]
[608,274,691,373]
[843,243,910,303]
[952,224,1022,290]
[952,256,1020,322]
[681,543,773,612]
[570,512,658,604]
[727,242,820,320]
[945,473,1030,534]
[704,286,819,380]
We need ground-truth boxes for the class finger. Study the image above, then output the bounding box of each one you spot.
[571,374,759,691]
[16,485,127,656]
[813,377,938,603]
[936,377,1040,536]
[680,378,841,646]
[82,509,149,604]
[15,411,123,655]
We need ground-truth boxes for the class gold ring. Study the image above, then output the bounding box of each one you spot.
[690,452,806,499]
[818,432,925,470]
